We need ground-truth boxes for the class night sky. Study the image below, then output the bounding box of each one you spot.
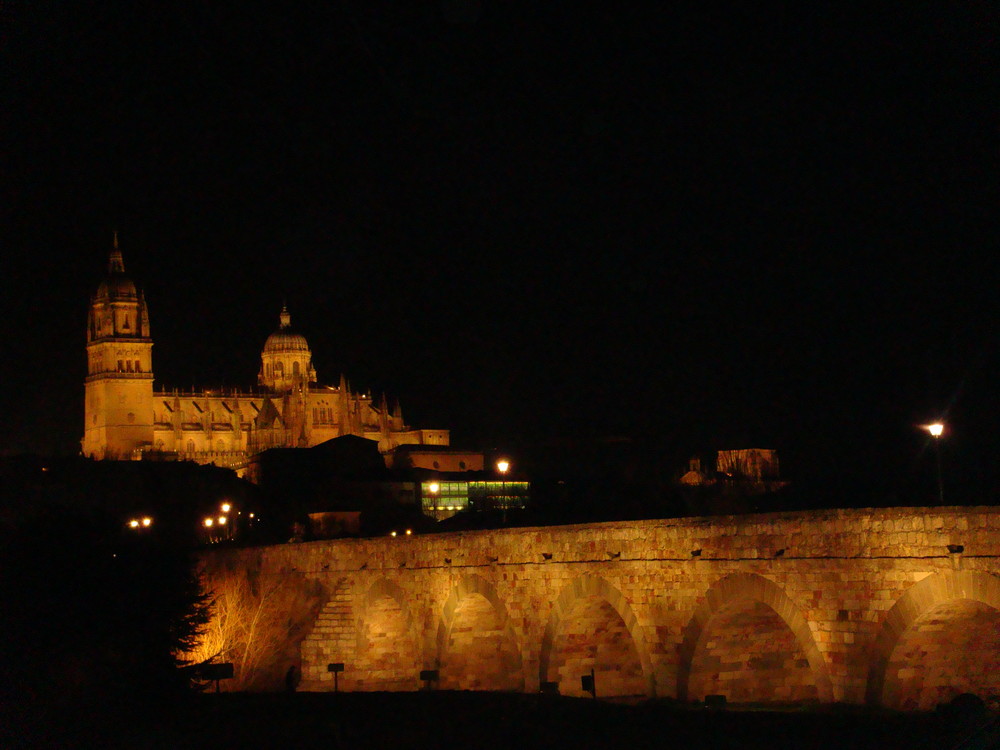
[2,3,997,503]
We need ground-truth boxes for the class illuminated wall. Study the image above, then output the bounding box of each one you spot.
[199,506,1000,707]
[83,247,451,468]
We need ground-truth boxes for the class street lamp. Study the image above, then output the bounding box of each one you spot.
[496,459,510,524]
[923,423,945,504]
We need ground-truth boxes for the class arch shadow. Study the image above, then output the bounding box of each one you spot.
[865,569,1000,706]
[677,572,833,703]
[538,574,653,697]
[354,577,424,687]
[435,574,524,690]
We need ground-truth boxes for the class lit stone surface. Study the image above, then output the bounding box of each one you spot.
[82,245,450,468]
[199,506,1000,708]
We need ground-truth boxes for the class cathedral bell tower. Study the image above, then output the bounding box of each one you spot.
[81,235,155,459]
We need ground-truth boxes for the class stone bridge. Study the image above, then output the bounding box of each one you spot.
[198,506,1000,709]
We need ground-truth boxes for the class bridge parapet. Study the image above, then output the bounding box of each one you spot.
[198,506,1000,708]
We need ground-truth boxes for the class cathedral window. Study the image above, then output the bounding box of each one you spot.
[274,361,284,376]
[312,408,318,422]
[117,360,124,372]
[293,361,300,376]
[135,360,141,372]
[186,440,195,454]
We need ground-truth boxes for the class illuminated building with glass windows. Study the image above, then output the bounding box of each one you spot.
[420,474,530,521]
[82,238,450,472]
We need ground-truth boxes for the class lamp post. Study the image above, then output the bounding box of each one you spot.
[925,423,945,504]
[428,481,440,520]
[496,459,510,525]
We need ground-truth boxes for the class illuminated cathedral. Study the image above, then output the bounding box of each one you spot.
[82,238,450,471]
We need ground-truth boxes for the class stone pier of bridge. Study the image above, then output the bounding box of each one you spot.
[198,506,1000,709]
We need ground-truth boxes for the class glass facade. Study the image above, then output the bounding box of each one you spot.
[421,481,470,514]
[420,480,530,521]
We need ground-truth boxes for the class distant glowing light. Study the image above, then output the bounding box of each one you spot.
[129,519,140,528]
[221,502,231,513]
[218,516,227,525]
[390,530,397,537]
[405,529,412,535]
[428,482,440,494]
[204,518,214,527]
[249,513,255,518]
[926,423,945,438]
[141,517,152,527]
[496,459,510,475]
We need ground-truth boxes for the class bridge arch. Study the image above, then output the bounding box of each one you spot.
[353,577,423,691]
[435,574,523,691]
[539,574,651,698]
[866,570,1000,709]
[678,573,833,704]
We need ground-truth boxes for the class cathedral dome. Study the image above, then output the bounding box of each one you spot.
[262,306,311,352]
[259,305,316,391]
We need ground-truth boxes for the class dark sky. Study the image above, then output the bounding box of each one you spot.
[2,3,998,502]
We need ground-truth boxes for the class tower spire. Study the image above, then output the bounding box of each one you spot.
[109,230,125,274]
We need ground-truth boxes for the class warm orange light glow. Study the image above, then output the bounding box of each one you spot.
[221,502,232,513]
[390,530,397,537]
[141,517,152,527]
[129,519,140,528]
[428,482,440,494]
[249,513,255,518]
[405,529,412,535]
[496,459,510,475]
[218,516,227,525]
[204,518,214,527]
[926,423,945,438]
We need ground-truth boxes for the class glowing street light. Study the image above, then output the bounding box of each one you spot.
[141,517,152,527]
[923,422,946,504]
[129,519,140,529]
[204,518,214,528]
[221,502,231,513]
[218,516,227,525]
[497,459,511,524]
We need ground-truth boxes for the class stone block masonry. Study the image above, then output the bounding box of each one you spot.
[198,506,1000,708]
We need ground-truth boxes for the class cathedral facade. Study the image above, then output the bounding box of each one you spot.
[82,240,449,470]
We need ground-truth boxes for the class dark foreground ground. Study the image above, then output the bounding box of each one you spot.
[5,692,1000,750]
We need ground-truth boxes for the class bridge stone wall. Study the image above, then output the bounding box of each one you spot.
[198,506,1000,708]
